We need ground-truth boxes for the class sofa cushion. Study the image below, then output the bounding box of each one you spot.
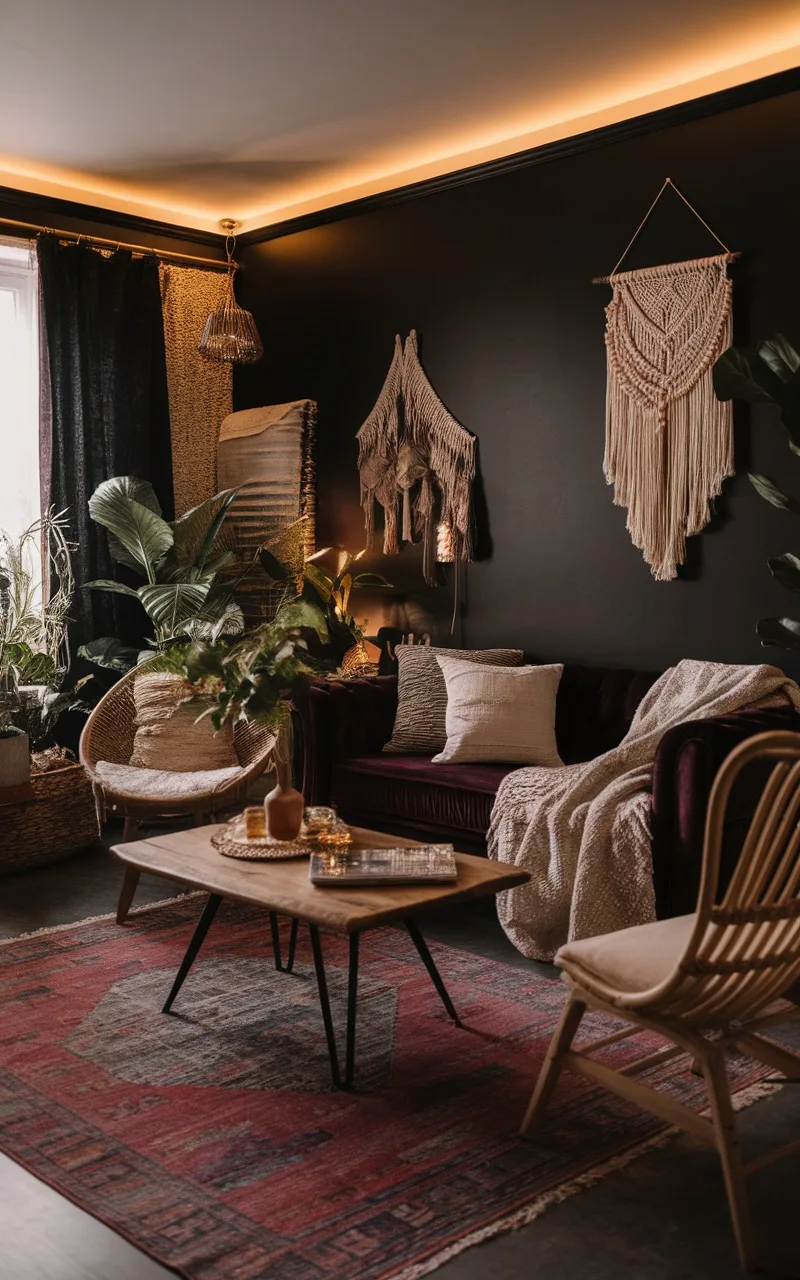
[332,754,515,840]
[555,665,660,763]
[384,646,524,756]
[434,657,564,765]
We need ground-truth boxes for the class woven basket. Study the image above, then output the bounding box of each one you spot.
[0,761,100,873]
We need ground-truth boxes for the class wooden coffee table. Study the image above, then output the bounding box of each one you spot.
[112,824,529,1089]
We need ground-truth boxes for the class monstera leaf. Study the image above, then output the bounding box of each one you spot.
[756,617,800,652]
[89,477,173,578]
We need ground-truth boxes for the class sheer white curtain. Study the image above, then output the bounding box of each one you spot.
[0,237,40,541]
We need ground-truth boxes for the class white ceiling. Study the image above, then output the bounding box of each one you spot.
[1,0,798,235]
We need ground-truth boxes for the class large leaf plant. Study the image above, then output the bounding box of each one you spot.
[79,477,246,672]
[713,332,800,651]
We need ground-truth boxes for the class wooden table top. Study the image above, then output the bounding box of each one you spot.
[112,824,529,935]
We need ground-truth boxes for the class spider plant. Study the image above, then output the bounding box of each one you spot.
[0,509,93,747]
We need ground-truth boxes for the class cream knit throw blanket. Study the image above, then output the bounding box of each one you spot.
[488,660,800,962]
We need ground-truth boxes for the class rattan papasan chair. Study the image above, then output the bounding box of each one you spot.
[80,669,276,925]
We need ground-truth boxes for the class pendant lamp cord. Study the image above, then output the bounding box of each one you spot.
[609,177,731,278]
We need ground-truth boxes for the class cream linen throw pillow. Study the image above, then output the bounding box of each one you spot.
[433,657,564,766]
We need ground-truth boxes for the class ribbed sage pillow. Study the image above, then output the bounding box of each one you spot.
[383,646,524,756]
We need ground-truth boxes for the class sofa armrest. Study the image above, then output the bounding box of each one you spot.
[293,676,398,805]
[651,705,800,918]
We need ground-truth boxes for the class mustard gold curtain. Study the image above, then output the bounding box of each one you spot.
[159,264,233,515]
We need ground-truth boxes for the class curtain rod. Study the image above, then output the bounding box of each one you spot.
[0,214,229,270]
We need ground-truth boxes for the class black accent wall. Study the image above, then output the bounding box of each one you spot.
[234,86,800,677]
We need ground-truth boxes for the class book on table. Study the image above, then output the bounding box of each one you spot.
[309,844,458,887]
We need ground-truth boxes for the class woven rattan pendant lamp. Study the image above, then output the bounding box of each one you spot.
[199,219,263,364]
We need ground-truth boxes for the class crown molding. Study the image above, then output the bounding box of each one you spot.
[238,66,800,248]
[0,183,226,250]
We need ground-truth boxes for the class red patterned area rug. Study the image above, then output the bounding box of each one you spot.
[0,896,775,1280]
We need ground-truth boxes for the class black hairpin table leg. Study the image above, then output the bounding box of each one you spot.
[405,917,461,1026]
[345,932,359,1089]
[286,917,299,973]
[269,913,300,973]
[163,893,222,1014]
[308,924,342,1089]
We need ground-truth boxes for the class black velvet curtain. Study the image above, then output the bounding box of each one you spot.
[38,234,173,650]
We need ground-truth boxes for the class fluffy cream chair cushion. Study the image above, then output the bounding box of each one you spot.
[432,657,564,765]
[96,760,242,801]
[383,646,523,756]
[129,673,238,772]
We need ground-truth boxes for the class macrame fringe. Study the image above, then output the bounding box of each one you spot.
[0,891,203,946]
[356,334,403,554]
[391,1074,782,1280]
[604,254,734,581]
[356,331,476,585]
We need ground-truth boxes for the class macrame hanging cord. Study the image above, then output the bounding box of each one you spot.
[596,179,737,581]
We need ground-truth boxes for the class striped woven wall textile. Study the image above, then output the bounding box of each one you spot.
[217,400,316,621]
[159,263,233,515]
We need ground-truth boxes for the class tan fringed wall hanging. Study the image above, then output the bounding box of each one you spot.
[596,179,738,581]
[357,330,476,586]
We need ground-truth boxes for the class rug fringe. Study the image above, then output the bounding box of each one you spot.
[0,891,202,946]
[390,1076,784,1280]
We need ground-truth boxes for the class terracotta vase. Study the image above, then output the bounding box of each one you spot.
[264,756,304,841]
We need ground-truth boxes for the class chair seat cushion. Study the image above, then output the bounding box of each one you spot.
[96,760,243,803]
[333,754,515,838]
[556,914,696,996]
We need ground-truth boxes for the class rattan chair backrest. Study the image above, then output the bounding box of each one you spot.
[633,731,800,1026]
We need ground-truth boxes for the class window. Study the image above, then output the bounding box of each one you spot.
[0,237,39,541]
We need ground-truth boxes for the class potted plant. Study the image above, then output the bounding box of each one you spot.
[79,476,246,673]
[713,332,800,651]
[0,510,99,866]
[145,597,330,839]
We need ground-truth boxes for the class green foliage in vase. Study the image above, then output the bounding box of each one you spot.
[79,477,246,671]
[0,509,94,747]
[714,332,800,652]
[143,598,331,733]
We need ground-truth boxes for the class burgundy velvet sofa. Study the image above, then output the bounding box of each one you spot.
[293,664,800,919]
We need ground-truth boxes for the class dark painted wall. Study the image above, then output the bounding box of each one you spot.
[234,87,800,676]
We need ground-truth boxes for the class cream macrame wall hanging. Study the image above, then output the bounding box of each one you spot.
[357,330,476,586]
[597,178,737,581]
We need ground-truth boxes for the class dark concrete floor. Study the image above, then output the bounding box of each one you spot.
[1,837,799,1280]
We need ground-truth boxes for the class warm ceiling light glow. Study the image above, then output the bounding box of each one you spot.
[2,23,799,237]
[235,38,800,232]
[0,156,225,233]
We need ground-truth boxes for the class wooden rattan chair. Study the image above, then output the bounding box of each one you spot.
[520,730,800,1271]
[80,669,276,924]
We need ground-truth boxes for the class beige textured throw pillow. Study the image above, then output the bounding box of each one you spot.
[383,646,524,755]
[130,673,238,772]
[432,657,564,766]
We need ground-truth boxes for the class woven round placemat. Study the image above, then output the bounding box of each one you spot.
[211,820,310,861]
